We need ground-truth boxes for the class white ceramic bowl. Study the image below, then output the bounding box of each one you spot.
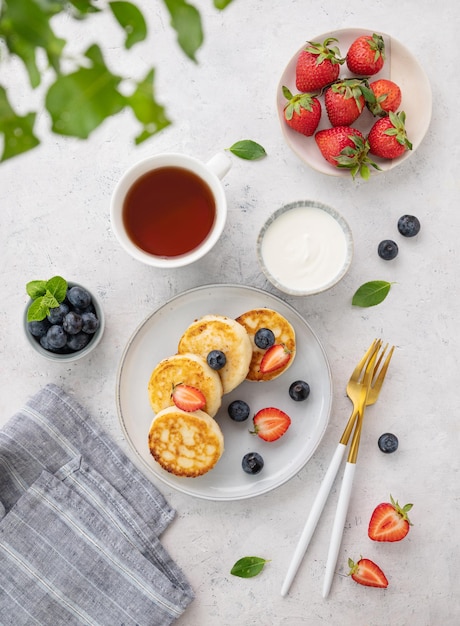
[257,200,353,296]
[277,28,432,176]
[24,282,105,362]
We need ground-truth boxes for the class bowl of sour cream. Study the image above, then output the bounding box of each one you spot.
[257,200,353,296]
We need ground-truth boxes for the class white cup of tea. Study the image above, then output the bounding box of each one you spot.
[110,151,232,268]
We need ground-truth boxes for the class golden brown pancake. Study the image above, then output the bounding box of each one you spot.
[177,314,252,393]
[147,352,223,417]
[148,406,224,477]
[235,308,296,381]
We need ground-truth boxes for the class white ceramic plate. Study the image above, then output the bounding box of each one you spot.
[116,284,332,501]
[277,28,432,176]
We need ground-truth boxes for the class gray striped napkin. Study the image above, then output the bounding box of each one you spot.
[0,384,194,625]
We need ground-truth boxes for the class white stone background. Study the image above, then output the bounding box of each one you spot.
[1,1,459,624]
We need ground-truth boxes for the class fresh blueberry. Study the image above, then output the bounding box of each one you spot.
[378,432,399,453]
[46,325,67,350]
[28,318,51,338]
[207,350,226,370]
[81,311,99,334]
[67,285,92,309]
[63,311,83,335]
[398,214,421,237]
[242,452,264,475]
[289,380,310,401]
[378,239,399,260]
[67,332,91,352]
[47,302,69,324]
[228,400,250,422]
[254,328,275,350]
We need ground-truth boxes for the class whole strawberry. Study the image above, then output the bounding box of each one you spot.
[315,126,380,179]
[368,495,413,542]
[296,37,344,92]
[325,78,366,127]
[368,111,412,159]
[282,86,322,137]
[346,33,385,76]
[367,79,402,116]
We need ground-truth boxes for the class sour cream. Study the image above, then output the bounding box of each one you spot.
[259,204,352,294]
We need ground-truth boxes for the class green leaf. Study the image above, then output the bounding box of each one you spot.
[45,44,126,138]
[126,69,171,144]
[26,276,67,322]
[352,280,392,307]
[228,140,267,160]
[163,0,203,62]
[27,297,50,322]
[0,0,66,85]
[0,86,40,162]
[69,0,102,15]
[213,0,234,8]
[46,275,67,302]
[230,556,270,578]
[26,280,48,299]
[109,1,147,49]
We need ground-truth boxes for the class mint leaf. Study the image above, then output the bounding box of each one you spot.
[26,280,47,299]
[352,280,392,307]
[26,276,68,322]
[230,556,270,578]
[45,276,67,302]
[228,140,267,160]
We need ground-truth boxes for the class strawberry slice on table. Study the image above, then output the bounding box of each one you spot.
[251,407,291,442]
[282,86,322,137]
[171,383,206,412]
[259,344,291,374]
[348,557,388,588]
[368,495,413,542]
[295,37,344,92]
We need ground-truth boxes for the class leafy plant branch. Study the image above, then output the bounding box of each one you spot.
[0,0,234,162]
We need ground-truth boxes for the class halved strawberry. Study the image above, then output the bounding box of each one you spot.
[251,407,291,442]
[348,557,388,588]
[171,383,206,412]
[368,495,413,542]
[259,344,291,374]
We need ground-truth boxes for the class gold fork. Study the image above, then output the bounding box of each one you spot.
[281,339,392,597]
[322,341,394,598]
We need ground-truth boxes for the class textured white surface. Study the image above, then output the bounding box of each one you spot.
[1,1,459,625]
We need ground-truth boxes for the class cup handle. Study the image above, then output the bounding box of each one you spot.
[206,152,232,180]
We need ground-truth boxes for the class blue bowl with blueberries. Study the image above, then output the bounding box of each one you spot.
[24,276,104,362]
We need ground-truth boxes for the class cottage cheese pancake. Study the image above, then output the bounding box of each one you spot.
[148,352,223,417]
[235,308,296,381]
[148,406,224,477]
[177,314,252,393]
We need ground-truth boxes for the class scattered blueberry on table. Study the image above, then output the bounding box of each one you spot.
[378,432,399,453]
[378,239,399,260]
[398,214,421,237]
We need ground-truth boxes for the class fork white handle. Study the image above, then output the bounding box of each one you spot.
[322,461,357,598]
[280,442,348,596]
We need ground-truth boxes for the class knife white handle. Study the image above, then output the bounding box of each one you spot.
[280,443,348,596]
[322,462,356,598]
